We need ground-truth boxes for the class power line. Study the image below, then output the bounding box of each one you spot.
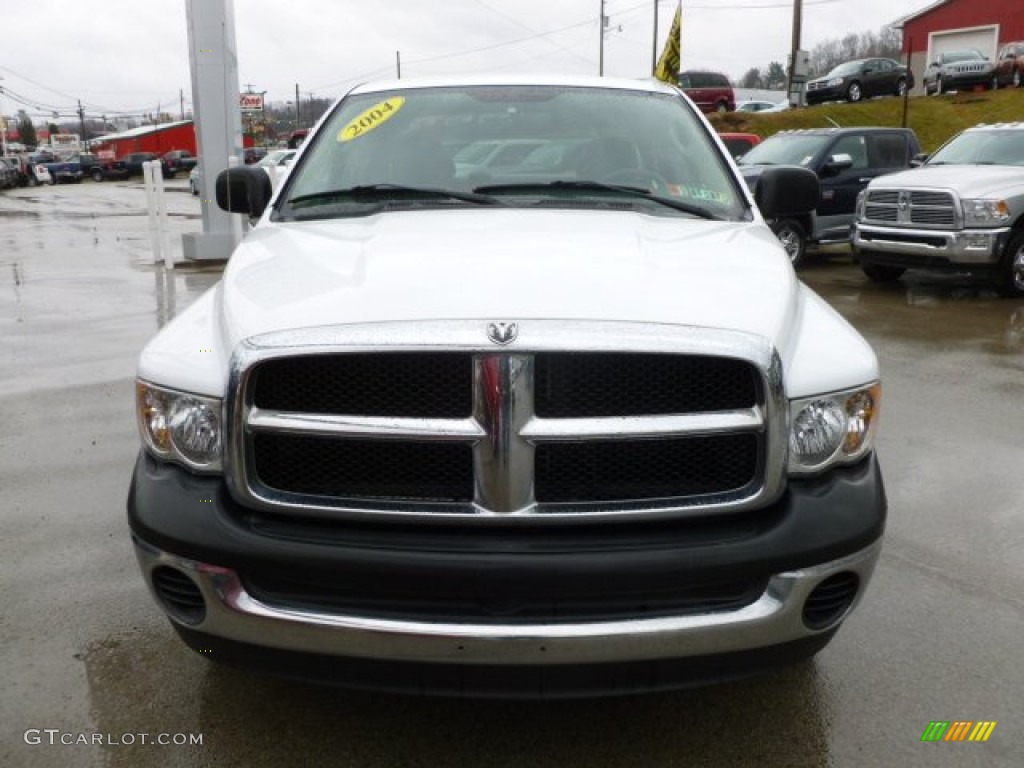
[311,1,657,93]
[470,0,592,66]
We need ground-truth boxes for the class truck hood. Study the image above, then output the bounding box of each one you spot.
[869,164,1024,197]
[217,208,799,349]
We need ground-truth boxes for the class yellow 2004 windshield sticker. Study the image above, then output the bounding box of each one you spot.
[339,97,405,142]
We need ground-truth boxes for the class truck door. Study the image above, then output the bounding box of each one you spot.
[815,134,870,242]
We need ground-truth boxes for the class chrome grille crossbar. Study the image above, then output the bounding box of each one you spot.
[249,409,486,442]
[521,409,763,442]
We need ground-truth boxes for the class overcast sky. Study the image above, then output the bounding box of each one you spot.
[1,0,931,123]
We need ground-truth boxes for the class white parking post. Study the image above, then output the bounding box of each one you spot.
[143,161,163,265]
[153,163,174,270]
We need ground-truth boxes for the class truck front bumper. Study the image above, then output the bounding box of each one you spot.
[127,452,886,694]
[854,222,1011,268]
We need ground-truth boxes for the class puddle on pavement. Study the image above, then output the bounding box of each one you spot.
[81,628,208,768]
[81,626,832,767]
[0,209,43,218]
[807,264,1024,358]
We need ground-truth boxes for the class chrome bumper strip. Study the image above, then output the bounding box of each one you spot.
[135,537,881,666]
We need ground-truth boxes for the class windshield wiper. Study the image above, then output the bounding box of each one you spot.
[472,180,720,219]
[287,183,506,208]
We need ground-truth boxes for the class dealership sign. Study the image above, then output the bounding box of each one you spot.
[51,133,82,152]
[239,92,265,113]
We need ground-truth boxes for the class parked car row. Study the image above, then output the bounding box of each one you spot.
[0,148,201,187]
[675,43,1022,115]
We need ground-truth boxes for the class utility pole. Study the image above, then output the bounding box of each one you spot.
[77,100,86,148]
[652,0,658,76]
[787,0,803,104]
[396,50,402,79]
[599,0,606,76]
[180,88,185,120]
[294,83,300,129]
[0,76,7,157]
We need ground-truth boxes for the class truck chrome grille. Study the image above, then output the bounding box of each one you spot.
[535,435,759,503]
[253,353,472,418]
[254,435,475,502]
[534,353,757,417]
[227,321,786,523]
[863,189,957,229]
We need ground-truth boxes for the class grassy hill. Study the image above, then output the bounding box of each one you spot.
[710,88,1024,152]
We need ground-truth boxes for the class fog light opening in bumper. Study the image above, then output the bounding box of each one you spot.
[802,572,860,631]
[152,566,207,625]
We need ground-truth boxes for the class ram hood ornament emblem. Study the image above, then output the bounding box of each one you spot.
[486,322,519,345]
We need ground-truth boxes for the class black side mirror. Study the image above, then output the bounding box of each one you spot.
[910,152,929,167]
[754,166,819,219]
[216,166,273,217]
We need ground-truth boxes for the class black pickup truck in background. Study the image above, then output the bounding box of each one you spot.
[79,152,130,182]
[161,150,197,178]
[33,150,83,184]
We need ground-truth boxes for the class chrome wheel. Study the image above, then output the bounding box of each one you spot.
[896,78,907,96]
[847,82,862,102]
[1014,69,1022,88]
[771,218,807,268]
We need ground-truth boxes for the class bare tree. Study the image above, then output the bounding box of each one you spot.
[16,110,37,149]
[766,62,787,89]
[739,67,765,88]
[808,26,903,76]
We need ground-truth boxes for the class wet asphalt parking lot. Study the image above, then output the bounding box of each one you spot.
[2,179,1022,768]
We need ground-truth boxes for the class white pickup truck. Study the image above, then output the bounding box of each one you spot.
[854,122,1024,297]
[129,75,886,697]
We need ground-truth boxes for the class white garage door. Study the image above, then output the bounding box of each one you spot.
[929,26,998,63]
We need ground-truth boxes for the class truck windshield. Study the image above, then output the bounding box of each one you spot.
[738,135,829,167]
[277,84,747,221]
[927,130,1024,166]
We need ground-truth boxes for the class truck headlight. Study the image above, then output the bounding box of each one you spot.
[963,199,1010,226]
[855,189,867,220]
[788,383,880,475]
[136,380,223,472]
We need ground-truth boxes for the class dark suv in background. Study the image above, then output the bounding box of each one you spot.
[738,126,921,266]
[924,51,996,94]
[678,71,735,113]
